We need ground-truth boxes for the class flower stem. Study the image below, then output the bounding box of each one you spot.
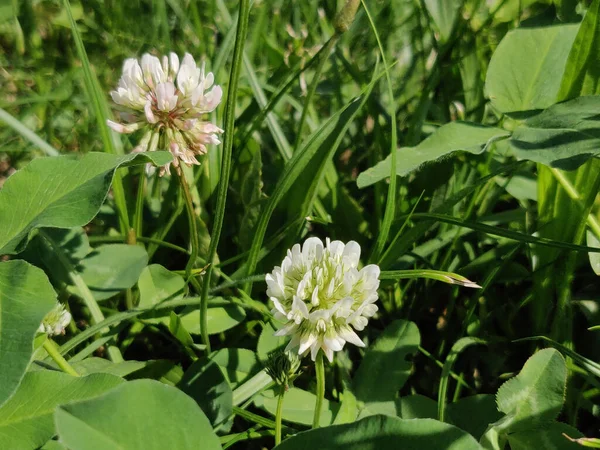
[177,170,208,349]
[43,338,79,377]
[177,171,200,284]
[275,387,285,445]
[312,351,325,429]
[133,168,146,238]
[199,0,251,354]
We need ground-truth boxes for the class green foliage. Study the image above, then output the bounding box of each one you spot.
[255,387,340,427]
[74,244,148,300]
[54,379,221,450]
[352,320,420,416]
[0,371,123,449]
[485,25,578,114]
[179,358,233,427]
[0,152,171,255]
[357,123,509,188]
[510,96,600,170]
[0,260,56,407]
[481,349,570,449]
[274,415,483,450]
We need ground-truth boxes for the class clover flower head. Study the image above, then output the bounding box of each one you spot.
[266,237,380,363]
[39,302,71,336]
[107,52,223,176]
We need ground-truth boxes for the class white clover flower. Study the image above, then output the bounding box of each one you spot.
[266,237,380,362]
[39,302,72,336]
[107,52,223,176]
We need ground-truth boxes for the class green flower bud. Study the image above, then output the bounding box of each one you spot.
[334,0,360,35]
[265,349,301,391]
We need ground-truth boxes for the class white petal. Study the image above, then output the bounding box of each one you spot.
[270,297,287,316]
[274,322,297,337]
[323,346,334,363]
[323,336,344,352]
[342,241,361,267]
[328,240,345,259]
[338,326,365,347]
[299,333,317,354]
[144,100,157,123]
[292,296,309,319]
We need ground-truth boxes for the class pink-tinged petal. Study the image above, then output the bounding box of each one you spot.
[144,101,157,124]
[106,120,139,134]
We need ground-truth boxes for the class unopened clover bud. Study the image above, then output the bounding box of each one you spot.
[265,349,301,391]
[334,0,360,35]
[39,302,71,336]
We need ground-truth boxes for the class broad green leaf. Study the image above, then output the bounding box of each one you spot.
[508,422,583,450]
[212,348,261,389]
[257,321,288,362]
[30,357,147,378]
[254,387,340,427]
[41,441,67,450]
[138,264,186,308]
[69,358,147,378]
[423,0,462,43]
[55,379,221,450]
[485,25,578,114]
[0,260,56,407]
[179,359,233,427]
[353,320,420,410]
[494,349,566,434]
[0,371,123,450]
[71,244,148,300]
[356,394,437,420]
[274,415,483,450]
[558,0,600,100]
[357,122,509,188]
[509,96,600,170]
[397,395,438,420]
[0,151,172,255]
[515,336,600,379]
[179,299,246,335]
[127,360,184,386]
[447,395,503,441]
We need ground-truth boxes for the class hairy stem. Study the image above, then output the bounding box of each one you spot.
[312,352,325,429]
[199,0,252,354]
[177,171,200,284]
[275,387,285,445]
